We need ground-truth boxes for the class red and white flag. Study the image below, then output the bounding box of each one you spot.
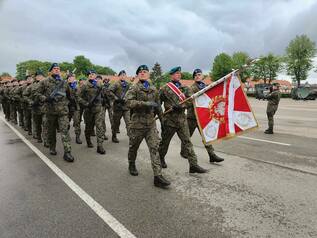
[192,72,258,145]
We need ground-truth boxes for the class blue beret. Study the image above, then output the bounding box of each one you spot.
[193,68,202,78]
[169,66,181,75]
[86,69,96,76]
[136,65,149,75]
[49,63,59,72]
[118,70,126,76]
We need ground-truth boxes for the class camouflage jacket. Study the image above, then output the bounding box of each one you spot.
[266,90,281,113]
[79,80,103,113]
[30,81,46,114]
[66,84,80,113]
[35,77,69,115]
[126,81,162,129]
[109,80,130,111]
[101,82,113,109]
[186,82,203,120]
[23,83,35,109]
[159,81,192,128]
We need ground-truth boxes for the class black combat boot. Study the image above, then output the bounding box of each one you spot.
[154,175,171,188]
[264,129,273,134]
[189,164,208,173]
[86,136,94,148]
[44,141,49,148]
[28,131,32,136]
[160,157,167,168]
[209,153,224,163]
[75,135,82,144]
[37,137,43,143]
[112,134,119,143]
[50,148,57,156]
[97,145,106,154]
[128,162,139,176]
[180,151,188,159]
[104,134,108,140]
[63,152,74,162]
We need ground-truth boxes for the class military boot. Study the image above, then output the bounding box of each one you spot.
[209,153,224,163]
[86,136,94,148]
[264,129,273,134]
[97,145,106,154]
[189,164,207,173]
[44,141,49,148]
[28,131,32,136]
[128,161,138,176]
[154,175,171,188]
[63,152,74,162]
[160,157,167,169]
[75,135,82,144]
[37,137,43,143]
[50,148,57,156]
[112,134,119,143]
[104,134,108,140]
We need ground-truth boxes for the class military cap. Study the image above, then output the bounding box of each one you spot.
[49,63,59,72]
[79,77,86,81]
[169,66,181,75]
[86,69,96,76]
[136,65,149,75]
[35,69,44,76]
[96,75,102,80]
[193,68,202,78]
[118,70,126,76]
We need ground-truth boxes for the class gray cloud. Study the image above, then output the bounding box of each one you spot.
[0,0,317,82]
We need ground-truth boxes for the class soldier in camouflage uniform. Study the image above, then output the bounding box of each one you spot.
[180,69,224,163]
[0,81,4,112]
[265,83,281,134]
[109,70,130,143]
[79,70,105,154]
[3,80,12,120]
[126,65,170,188]
[9,79,19,124]
[66,73,82,144]
[158,66,207,174]
[16,80,25,128]
[23,76,34,135]
[101,76,113,140]
[35,63,74,162]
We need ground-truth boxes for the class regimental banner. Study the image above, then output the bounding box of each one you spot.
[193,72,258,145]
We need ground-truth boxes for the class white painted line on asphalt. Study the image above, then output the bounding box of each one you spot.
[238,136,291,146]
[1,117,137,238]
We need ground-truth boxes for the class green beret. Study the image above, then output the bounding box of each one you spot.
[136,65,149,75]
[35,69,44,76]
[49,63,59,72]
[169,66,181,75]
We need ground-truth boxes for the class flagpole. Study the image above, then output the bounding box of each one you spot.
[158,59,258,119]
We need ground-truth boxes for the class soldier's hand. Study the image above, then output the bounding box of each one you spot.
[145,101,158,108]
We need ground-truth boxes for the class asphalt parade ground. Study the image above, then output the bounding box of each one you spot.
[0,98,316,238]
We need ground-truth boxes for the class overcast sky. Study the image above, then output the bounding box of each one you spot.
[1,0,317,83]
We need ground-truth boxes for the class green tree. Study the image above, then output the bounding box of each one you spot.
[94,65,116,75]
[73,55,93,75]
[16,60,52,80]
[0,72,11,77]
[60,62,75,73]
[285,35,316,87]
[150,62,163,88]
[232,52,251,83]
[211,53,233,81]
[251,53,281,84]
[181,72,192,80]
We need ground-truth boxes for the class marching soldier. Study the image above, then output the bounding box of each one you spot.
[35,63,74,162]
[16,80,25,128]
[265,82,281,134]
[79,70,106,154]
[126,65,170,188]
[23,75,34,135]
[9,79,19,124]
[158,66,207,174]
[101,76,114,140]
[3,80,12,120]
[109,70,130,143]
[180,69,224,163]
[66,73,82,144]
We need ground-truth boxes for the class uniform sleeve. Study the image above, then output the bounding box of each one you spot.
[109,83,119,100]
[34,80,47,102]
[126,86,147,109]
[79,85,89,107]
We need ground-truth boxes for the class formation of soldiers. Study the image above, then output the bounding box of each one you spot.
[0,63,225,188]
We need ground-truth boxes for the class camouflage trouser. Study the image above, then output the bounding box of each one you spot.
[266,109,277,131]
[103,106,113,134]
[159,121,198,166]
[69,110,81,136]
[180,118,214,157]
[47,113,71,153]
[84,109,104,146]
[10,102,17,123]
[32,112,37,136]
[5,101,10,120]
[24,108,32,132]
[128,126,162,176]
[112,109,130,136]
[17,105,24,126]
[42,114,48,144]
[33,113,43,140]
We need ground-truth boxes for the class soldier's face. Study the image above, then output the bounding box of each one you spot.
[88,73,96,80]
[171,72,181,81]
[36,75,44,81]
[138,70,149,81]
[68,76,75,83]
[194,73,203,81]
[51,67,61,75]
[119,73,126,80]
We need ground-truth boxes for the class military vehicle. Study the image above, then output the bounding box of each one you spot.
[254,83,271,100]
[291,86,317,100]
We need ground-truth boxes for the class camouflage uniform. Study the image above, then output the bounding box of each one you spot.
[3,85,11,120]
[101,81,114,136]
[17,84,25,127]
[158,82,199,167]
[9,84,18,124]
[23,82,33,134]
[109,80,131,137]
[35,77,72,153]
[180,81,215,157]
[126,81,162,176]
[79,80,105,148]
[30,81,45,142]
[67,83,81,139]
[266,89,281,133]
